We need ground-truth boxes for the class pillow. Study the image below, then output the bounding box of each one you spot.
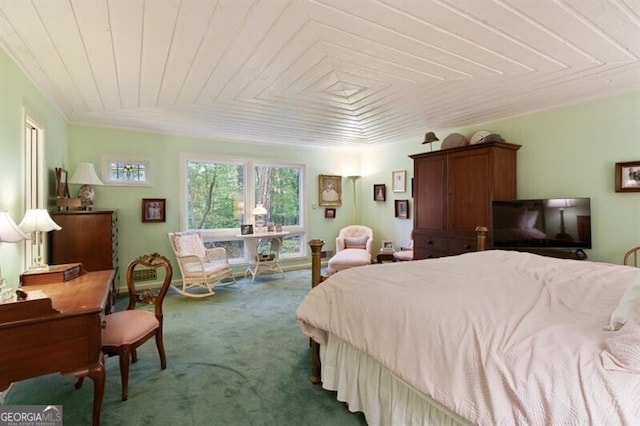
[604,278,640,331]
[601,320,640,373]
[172,232,206,258]
[344,236,368,249]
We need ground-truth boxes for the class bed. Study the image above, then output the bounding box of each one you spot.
[296,245,640,425]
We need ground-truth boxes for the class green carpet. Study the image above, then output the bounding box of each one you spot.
[4,269,367,426]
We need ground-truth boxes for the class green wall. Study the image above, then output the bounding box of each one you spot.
[67,125,361,277]
[0,47,68,285]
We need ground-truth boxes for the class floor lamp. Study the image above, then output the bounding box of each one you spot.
[347,175,361,223]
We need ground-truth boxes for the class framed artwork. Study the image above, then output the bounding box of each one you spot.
[395,199,409,219]
[319,174,342,206]
[373,184,386,201]
[240,224,254,235]
[615,161,640,192]
[381,240,394,250]
[392,170,406,192]
[325,208,336,219]
[142,198,166,222]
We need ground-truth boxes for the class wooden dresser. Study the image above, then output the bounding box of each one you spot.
[49,210,119,306]
[410,141,520,260]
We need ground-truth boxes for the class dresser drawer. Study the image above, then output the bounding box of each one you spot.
[447,237,476,254]
[415,235,448,252]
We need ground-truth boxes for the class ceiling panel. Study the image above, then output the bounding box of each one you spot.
[0,0,638,148]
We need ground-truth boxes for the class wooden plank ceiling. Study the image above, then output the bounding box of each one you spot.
[0,0,638,148]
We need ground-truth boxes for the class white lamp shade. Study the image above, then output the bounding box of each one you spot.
[69,162,103,186]
[252,204,267,215]
[547,198,577,209]
[0,211,28,242]
[19,209,62,233]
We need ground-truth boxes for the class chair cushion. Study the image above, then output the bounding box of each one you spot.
[172,232,206,258]
[327,249,371,275]
[102,310,159,346]
[183,258,229,277]
[344,236,368,249]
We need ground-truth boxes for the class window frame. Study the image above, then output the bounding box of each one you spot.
[179,153,307,263]
[101,156,152,186]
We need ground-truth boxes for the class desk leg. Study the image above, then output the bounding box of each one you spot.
[88,359,105,426]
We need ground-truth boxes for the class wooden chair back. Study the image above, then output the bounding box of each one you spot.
[125,252,173,316]
[623,245,640,267]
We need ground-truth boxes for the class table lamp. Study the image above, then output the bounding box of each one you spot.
[546,198,576,240]
[69,162,103,210]
[19,209,62,271]
[252,204,268,233]
[0,211,28,290]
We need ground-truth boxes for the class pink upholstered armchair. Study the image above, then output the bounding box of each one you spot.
[335,225,374,253]
[327,225,374,275]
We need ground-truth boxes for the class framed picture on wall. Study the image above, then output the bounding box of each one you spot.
[325,208,336,219]
[395,199,409,219]
[615,161,640,192]
[373,184,386,201]
[392,170,406,192]
[142,198,166,223]
[319,174,342,206]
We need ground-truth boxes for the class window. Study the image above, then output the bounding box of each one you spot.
[181,154,306,263]
[102,156,151,186]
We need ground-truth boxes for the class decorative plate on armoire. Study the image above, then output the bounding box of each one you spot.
[441,133,469,149]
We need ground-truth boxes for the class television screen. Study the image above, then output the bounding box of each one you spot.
[492,198,591,250]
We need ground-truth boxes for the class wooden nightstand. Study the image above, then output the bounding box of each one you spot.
[376,253,395,263]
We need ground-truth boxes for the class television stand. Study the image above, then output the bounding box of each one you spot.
[525,248,587,260]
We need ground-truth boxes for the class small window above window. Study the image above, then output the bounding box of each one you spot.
[102,156,152,186]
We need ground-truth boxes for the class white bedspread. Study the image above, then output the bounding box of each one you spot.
[296,250,640,425]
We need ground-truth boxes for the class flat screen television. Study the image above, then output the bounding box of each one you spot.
[491,198,592,250]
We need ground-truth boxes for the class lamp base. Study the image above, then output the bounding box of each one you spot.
[27,262,49,272]
[78,184,95,209]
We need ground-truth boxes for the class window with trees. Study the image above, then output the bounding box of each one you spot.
[182,155,305,263]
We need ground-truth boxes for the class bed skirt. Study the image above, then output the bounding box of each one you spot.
[320,333,471,426]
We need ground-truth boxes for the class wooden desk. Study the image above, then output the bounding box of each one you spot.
[236,231,289,281]
[0,270,114,426]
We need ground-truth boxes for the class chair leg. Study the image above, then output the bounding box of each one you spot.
[74,376,85,389]
[119,346,131,401]
[131,348,138,364]
[155,331,167,370]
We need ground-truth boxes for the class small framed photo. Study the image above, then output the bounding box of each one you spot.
[392,170,406,193]
[381,240,394,250]
[241,224,254,235]
[615,161,640,192]
[142,198,166,223]
[373,184,386,201]
[395,199,409,219]
[319,174,342,206]
[325,208,336,219]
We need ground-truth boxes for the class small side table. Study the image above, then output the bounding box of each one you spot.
[376,252,395,263]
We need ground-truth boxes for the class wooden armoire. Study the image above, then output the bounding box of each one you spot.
[410,141,520,260]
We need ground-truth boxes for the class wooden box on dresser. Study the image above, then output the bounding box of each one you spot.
[410,141,520,260]
[49,209,119,310]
